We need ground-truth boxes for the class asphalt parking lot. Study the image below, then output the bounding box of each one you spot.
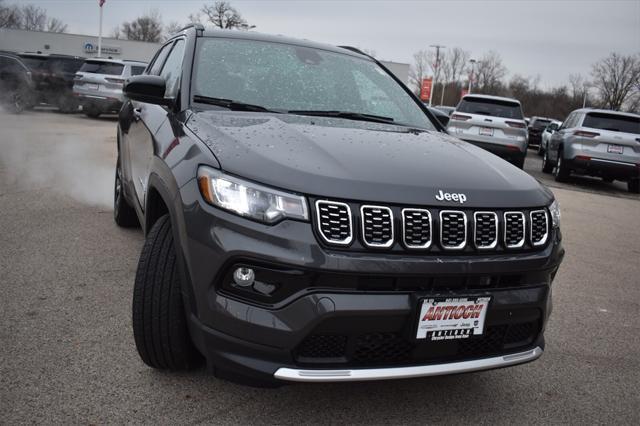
[1,109,639,424]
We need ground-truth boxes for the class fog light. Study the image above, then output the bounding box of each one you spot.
[233,267,255,287]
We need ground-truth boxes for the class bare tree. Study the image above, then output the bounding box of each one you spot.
[409,50,431,95]
[0,1,66,32]
[18,4,45,30]
[446,47,471,84]
[46,17,66,33]
[119,10,164,42]
[0,0,21,28]
[591,52,640,110]
[200,1,254,30]
[164,20,183,40]
[474,51,507,94]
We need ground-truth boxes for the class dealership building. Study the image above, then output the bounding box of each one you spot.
[0,28,410,83]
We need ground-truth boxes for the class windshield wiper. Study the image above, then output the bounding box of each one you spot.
[193,95,279,113]
[287,110,395,124]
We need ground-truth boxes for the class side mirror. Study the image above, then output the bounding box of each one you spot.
[124,75,172,106]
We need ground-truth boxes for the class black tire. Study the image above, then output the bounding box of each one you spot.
[84,106,101,118]
[542,150,553,173]
[133,214,202,370]
[554,151,570,182]
[628,178,640,194]
[114,157,140,228]
[537,142,544,156]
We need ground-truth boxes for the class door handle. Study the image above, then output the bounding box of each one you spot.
[133,107,142,121]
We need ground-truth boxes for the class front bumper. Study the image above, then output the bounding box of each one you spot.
[179,181,563,383]
[274,346,543,382]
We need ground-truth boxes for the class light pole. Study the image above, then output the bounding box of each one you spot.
[429,44,445,106]
[467,58,477,94]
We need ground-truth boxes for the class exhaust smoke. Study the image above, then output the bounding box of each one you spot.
[0,110,116,209]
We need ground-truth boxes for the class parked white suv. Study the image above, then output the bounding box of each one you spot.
[73,58,147,118]
[447,94,528,168]
[542,108,640,193]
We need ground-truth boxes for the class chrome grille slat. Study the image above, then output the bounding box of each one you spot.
[315,200,353,245]
[530,210,548,246]
[439,210,467,250]
[402,208,432,249]
[474,211,498,249]
[361,205,394,248]
[504,211,526,248]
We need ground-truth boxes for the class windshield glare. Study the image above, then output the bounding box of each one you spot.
[193,38,435,130]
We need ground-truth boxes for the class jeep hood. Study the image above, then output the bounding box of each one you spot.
[187,111,552,208]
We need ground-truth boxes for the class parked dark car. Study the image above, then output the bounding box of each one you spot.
[0,52,34,113]
[115,25,564,386]
[18,53,85,112]
[527,116,553,148]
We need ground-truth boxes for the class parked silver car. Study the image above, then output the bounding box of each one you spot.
[73,58,147,117]
[447,94,528,168]
[542,108,640,193]
[537,120,562,156]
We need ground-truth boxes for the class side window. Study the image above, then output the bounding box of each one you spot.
[561,113,574,130]
[148,42,173,76]
[159,39,186,98]
[130,66,146,76]
[573,113,584,128]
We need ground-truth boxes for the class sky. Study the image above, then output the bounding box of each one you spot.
[17,0,640,88]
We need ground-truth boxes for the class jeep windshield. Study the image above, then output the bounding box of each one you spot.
[192,37,435,130]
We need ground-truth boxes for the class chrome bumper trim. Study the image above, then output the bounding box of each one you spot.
[588,158,636,167]
[274,346,543,382]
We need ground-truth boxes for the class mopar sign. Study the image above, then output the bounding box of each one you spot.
[83,42,121,55]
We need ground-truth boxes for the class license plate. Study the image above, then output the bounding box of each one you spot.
[607,144,624,154]
[416,297,490,340]
[86,83,99,90]
[479,127,494,136]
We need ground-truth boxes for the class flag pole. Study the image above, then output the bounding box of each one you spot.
[98,1,103,57]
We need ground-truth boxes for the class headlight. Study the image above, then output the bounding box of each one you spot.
[549,199,561,228]
[197,166,309,224]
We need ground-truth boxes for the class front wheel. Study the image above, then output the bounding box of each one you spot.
[132,214,202,370]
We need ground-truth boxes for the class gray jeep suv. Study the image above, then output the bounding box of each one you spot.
[447,94,528,168]
[115,25,564,386]
[542,108,640,193]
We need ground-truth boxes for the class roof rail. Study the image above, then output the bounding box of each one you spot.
[175,23,205,34]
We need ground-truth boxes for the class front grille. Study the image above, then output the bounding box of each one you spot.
[313,199,550,252]
[530,210,548,246]
[295,319,540,367]
[296,334,347,359]
[474,211,498,249]
[361,205,394,247]
[440,211,467,250]
[352,333,413,363]
[315,200,352,245]
[504,212,526,248]
[402,209,432,249]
